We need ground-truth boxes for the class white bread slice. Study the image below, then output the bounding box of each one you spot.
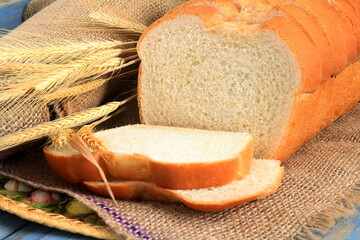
[83,159,284,211]
[44,124,254,190]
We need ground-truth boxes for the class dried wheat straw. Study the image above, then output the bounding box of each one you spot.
[39,79,109,102]
[89,11,147,34]
[0,40,135,64]
[30,49,123,90]
[0,50,123,103]
[0,96,135,152]
[0,13,142,153]
[0,62,59,73]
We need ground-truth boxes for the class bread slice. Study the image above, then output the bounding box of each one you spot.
[268,4,333,80]
[327,0,360,57]
[44,124,254,190]
[83,159,284,211]
[283,0,349,74]
[324,0,358,61]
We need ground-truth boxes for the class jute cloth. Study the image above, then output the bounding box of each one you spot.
[0,100,359,239]
[0,0,187,152]
[23,0,58,20]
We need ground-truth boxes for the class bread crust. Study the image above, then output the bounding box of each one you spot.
[272,61,360,160]
[339,0,360,56]
[286,0,348,74]
[43,148,107,183]
[317,0,357,63]
[43,130,254,190]
[270,4,333,80]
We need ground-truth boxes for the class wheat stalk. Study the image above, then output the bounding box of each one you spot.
[0,96,136,152]
[0,62,59,73]
[0,12,143,154]
[89,11,147,34]
[0,49,123,102]
[39,79,108,102]
[39,68,138,102]
[0,40,136,64]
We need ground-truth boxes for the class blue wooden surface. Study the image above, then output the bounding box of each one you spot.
[0,210,97,240]
[0,1,359,239]
[0,0,32,30]
[324,206,360,240]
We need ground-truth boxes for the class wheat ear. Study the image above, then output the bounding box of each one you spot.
[40,67,139,102]
[89,11,147,34]
[0,40,136,64]
[0,50,124,103]
[39,79,108,102]
[0,96,135,152]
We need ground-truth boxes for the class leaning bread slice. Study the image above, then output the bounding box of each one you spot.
[327,0,360,56]
[83,159,284,212]
[283,0,348,73]
[44,124,254,190]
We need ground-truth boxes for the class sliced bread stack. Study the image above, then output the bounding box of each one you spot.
[44,124,284,211]
[137,0,360,161]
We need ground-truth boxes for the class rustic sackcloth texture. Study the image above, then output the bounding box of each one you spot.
[0,0,187,157]
[0,99,359,240]
[22,0,58,20]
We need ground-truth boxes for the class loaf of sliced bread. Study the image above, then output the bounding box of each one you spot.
[137,0,360,161]
[83,159,284,211]
[44,124,254,190]
[325,0,360,56]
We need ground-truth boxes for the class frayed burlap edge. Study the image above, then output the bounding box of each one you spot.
[0,194,122,240]
[295,186,360,239]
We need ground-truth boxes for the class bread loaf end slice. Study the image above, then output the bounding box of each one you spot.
[83,159,284,211]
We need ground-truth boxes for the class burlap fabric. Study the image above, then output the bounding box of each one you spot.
[22,0,57,20]
[0,99,359,239]
[0,0,187,154]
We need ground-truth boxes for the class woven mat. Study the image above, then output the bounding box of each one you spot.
[0,100,359,240]
[0,195,120,240]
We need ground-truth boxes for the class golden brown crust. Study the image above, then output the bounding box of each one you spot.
[339,0,360,56]
[43,147,106,183]
[272,61,360,161]
[286,0,348,74]
[261,16,322,93]
[329,0,358,61]
[270,4,333,80]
